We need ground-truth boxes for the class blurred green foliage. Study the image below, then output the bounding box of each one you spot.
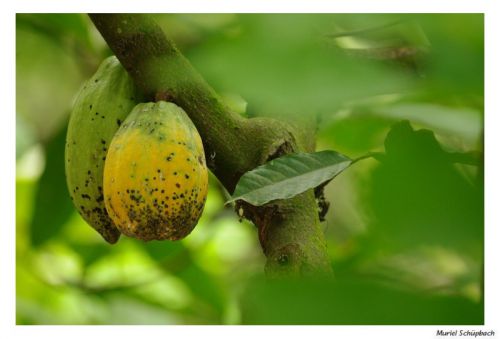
[16,14,483,325]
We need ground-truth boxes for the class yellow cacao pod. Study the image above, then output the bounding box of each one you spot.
[103,101,209,241]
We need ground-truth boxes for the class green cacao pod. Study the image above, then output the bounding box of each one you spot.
[65,56,140,243]
[103,101,209,241]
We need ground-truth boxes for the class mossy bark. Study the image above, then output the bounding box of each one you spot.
[89,13,332,276]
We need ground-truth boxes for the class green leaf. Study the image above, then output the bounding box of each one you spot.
[240,276,483,324]
[367,120,483,254]
[30,126,74,247]
[16,115,37,159]
[188,14,414,115]
[228,150,352,205]
[17,14,91,49]
[327,19,430,50]
[16,24,83,141]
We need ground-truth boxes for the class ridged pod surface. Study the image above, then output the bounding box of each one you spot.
[65,56,140,243]
[103,101,209,241]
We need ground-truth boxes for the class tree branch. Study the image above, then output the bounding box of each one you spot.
[89,13,332,276]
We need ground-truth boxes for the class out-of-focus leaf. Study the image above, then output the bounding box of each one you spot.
[16,25,82,141]
[317,99,483,157]
[16,115,37,159]
[82,242,162,290]
[16,253,105,325]
[16,144,45,180]
[142,241,226,322]
[326,14,483,105]
[30,125,74,247]
[152,14,237,51]
[17,14,91,48]
[93,294,181,324]
[373,103,482,147]
[69,242,112,268]
[240,276,483,324]
[33,243,83,286]
[16,179,37,253]
[141,240,186,263]
[326,20,429,72]
[367,121,483,255]
[382,120,482,166]
[188,14,414,115]
[327,20,430,49]
[416,14,484,105]
[357,246,482,302]
[175,263,226,323]
[228,151,351,205]
[318,113,390,155]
